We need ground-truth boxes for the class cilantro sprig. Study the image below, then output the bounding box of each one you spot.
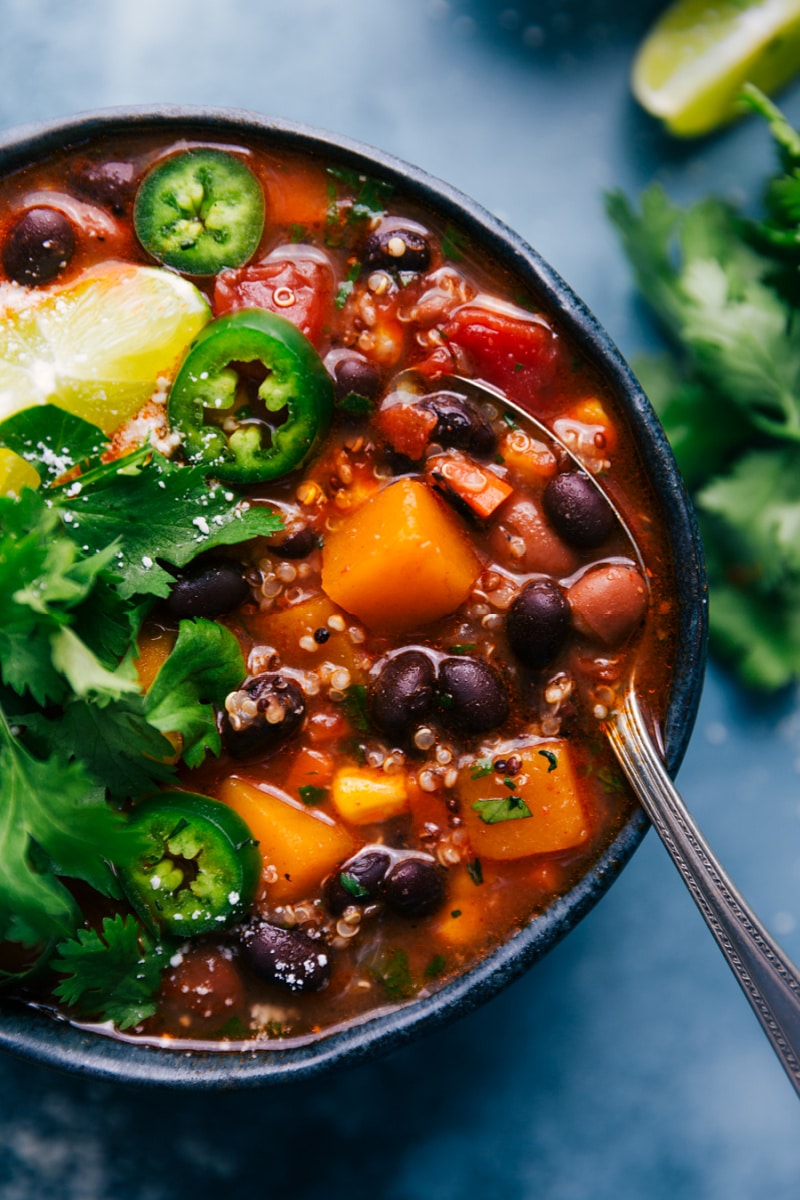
[608,88,800,690]
[0,404,283,999]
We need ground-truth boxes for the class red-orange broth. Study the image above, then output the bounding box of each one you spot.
[0,130,677,1046]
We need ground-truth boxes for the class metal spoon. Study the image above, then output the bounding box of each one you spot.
[392,369,800,1098]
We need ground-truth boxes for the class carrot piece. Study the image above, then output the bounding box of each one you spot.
[428,453,514,519]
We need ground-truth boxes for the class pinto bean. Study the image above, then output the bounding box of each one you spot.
[490,494,580,577]
[568,564,648,646]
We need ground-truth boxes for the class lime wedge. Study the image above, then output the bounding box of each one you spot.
[632,0,800,137]
[0,263,210,434]
[0,446,40,496]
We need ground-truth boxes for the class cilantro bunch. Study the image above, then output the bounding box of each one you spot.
[607,86,800,691]
[0,405,281,1024]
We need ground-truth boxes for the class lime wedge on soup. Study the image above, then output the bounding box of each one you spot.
[0,262,209,434]
[632,0,800,137]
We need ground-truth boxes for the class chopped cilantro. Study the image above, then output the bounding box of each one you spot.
[424,953,447,979]
[470,758,493,780]
[466,858,484,886]
[472,794,532,825]
[370,947,415,1000]
[538,749,558,773]
[450,910,462,919]
[441,224,467,262]
[340,871,370,899]
[288,223,307,243]
[299,784,328,806]
[335,262,361,309]
[448,643,476,655]
[342,683,371,733]
[336,391,374,416]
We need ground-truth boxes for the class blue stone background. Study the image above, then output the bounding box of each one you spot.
[1,1,799,1195]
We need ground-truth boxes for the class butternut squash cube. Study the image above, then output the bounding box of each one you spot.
[331,765,409,825]
[458,742,588,859]
[320,478,481,634]
[218,775,356,903]
[254,594,361,676]
[433,862,500,948]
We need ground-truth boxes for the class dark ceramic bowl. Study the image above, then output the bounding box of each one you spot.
[0,106,707,1088]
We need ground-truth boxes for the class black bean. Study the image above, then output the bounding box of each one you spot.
[69,159,137,214]
[363,225,431,273]
[333,356,381,404]
[266,522,317,559]
[322,850,392,915]
[383,858,445,918]
[420,393,497,458]
[437,657,509,734]
[542,471,615,549]
[166,560,249,620]
[3,207,75,286]
[241,922,331,992]
[506,580,571,669]
[222,673,306,760]
[369,651,436,737]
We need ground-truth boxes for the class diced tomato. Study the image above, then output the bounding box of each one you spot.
[442,305,561,409]
[375,401,437,461]
[214,255,334,348]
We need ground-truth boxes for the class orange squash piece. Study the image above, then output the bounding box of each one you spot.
[433,862,502,948]
[253,594,362,676]
[320,478,481,633]
[218,776,356,903]
[330,765,409,825]
[458,742,588,860]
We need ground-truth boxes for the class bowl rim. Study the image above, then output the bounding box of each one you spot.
[0,104,707,1088]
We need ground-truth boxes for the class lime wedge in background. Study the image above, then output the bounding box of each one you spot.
[0,263,209,435]
[632,0,800,136]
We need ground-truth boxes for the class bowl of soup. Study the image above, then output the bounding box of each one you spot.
[0,107,706,1086]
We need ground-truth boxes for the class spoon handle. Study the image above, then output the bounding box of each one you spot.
[608,688,800,1100]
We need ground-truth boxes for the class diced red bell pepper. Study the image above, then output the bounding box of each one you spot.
[214,255,334,348]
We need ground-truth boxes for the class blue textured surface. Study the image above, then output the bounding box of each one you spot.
[0,1,799,1195]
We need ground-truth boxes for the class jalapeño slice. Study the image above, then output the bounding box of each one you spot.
[119,792,260,938]
[168,308,334,483]
[134,149,265,275]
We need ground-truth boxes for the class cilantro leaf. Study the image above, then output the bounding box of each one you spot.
[52,914,165,1029]
[18,695,176,799]
[0,489,120,705]
[51,449,282,600]
[0,711,136,945]
[0,405,107,483]
[143,618,245,767]
[471,794,532,825]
